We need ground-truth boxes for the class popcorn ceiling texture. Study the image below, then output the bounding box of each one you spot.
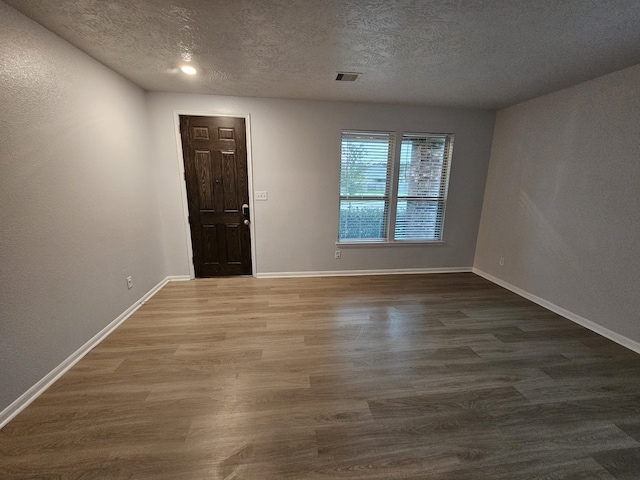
[5,0,640,108]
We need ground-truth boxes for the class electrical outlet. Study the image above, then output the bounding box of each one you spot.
[335,250,341,259]
[126,276,133,289]
[499,257,504,266]
[255,191,268,201]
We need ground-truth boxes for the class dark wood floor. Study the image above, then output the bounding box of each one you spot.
[1,273,640,479]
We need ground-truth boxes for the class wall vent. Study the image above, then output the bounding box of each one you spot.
[335,72,360,81]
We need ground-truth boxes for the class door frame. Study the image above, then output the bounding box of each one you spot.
[173,110,257,279]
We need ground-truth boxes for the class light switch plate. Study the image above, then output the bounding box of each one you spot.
[255,191,268,201]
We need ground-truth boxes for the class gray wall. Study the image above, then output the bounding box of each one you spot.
[147,93,495,276]
[0,4,166,411]
[475,63,640,343]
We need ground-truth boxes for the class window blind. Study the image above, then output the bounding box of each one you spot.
[338,132,394,241]
[395,134,453,240]
[338,130,453,243]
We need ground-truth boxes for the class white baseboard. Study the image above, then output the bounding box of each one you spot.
[472,268,640,355]
[0,275,187,430]
[257,267,472,279]
[164,275,191,282]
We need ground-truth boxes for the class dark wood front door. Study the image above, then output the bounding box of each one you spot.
[179,115,252,277]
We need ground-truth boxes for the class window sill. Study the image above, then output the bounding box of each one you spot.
[336,240,445,248]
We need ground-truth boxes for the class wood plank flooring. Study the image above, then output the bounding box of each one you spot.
[1,273,640,479]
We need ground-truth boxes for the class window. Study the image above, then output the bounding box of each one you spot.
[339,132,394,241]
[338,131,453,243]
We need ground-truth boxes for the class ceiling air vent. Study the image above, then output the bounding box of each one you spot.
[335,72,360,81]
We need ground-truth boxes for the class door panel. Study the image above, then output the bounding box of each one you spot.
[180,115,252,277]
[194,150,214,210]
[222,153,239,210]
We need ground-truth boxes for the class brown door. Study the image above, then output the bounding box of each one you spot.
[179,115,252,277]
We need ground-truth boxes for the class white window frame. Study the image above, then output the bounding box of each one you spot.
[337,130,454,246]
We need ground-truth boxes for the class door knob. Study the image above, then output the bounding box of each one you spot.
[242,203,250,226]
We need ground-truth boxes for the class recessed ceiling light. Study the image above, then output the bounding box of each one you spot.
[180,65,197,75]
[336,72,360,81]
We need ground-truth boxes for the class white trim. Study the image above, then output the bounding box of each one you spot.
[257,267,471,278]
[245,114,258,277]
[172,111,257,278]
[0,276,187,430]
[165,275,191,282]
[172,113,196,280]
[336,241,446,248]
[472,268,640,355]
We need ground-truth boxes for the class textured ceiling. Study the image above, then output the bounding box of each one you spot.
[5,0,640,109]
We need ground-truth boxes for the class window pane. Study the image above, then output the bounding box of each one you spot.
[397,136,446,198]
[394,200,443,240]
[340,133,392,197]
[339,200,387,240]
[395,134,453,240]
